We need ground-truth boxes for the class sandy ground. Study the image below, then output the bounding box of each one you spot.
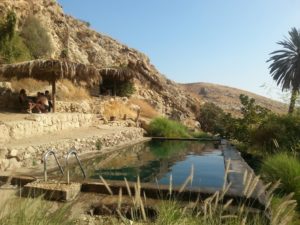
[0,112,30,122]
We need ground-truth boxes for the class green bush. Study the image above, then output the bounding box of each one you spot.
[260,153,300,205]
[251,114,300,153]
[147,117,190,138]
[21,16,53,59]
[0,33,31,63]
[197,102,236,138]
[197,95,271,142]
[117,81,136,97]
[0,11,31,63]
[95,139,102,150]
[191,131,212,139]
[197,102,226,134]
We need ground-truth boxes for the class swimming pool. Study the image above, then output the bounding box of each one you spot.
[67,140,225,189]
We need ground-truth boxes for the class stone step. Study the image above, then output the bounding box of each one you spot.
[22,180,81,201]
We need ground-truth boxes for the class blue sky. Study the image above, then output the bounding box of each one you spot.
[58,0,300,100]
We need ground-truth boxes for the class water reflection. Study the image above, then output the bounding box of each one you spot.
[66,140,225,189]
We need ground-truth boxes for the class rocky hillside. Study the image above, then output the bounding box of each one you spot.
[0,0,201,125]
[183,82,288,115]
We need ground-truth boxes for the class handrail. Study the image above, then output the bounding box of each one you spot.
[43,150,64,182]
[66,148,86,184]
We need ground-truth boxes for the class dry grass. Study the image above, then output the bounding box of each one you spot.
[103,101,136,120]
[10,78,90,101]
[11,78,49,93]
[56,79,90,101]
[0,190,72,225]
[129,98,160,119]
[0,163,298,224]
[110,160,297,225]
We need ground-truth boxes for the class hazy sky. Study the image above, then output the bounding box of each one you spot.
[58,0,300,100]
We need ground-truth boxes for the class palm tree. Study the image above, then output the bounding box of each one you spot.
[268,27,300,114]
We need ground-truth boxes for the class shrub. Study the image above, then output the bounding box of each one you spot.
[260,153,300,205]
[0,11,31,63]
[100,79,136,97]
[197,102,235,138]
[251,114,300,153]
[95,139,102,150]
[197,102,225,134]
[21,15,53,58]
[197,95,272,142]
[147,117,190,138]
[117,81,136,97]
[191,131,212,139]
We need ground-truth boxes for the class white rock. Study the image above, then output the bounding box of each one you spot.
[23,153,31,159]
[9,149,18,157]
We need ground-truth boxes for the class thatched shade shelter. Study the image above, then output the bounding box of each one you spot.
[0,59,101,112]
[99,67,134,81]
[99,66,134,96]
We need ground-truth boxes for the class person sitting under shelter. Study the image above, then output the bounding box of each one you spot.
[36,92,49,113]
[19,89,36,113]
[45,90,53,112]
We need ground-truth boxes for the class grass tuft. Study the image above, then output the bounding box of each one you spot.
[147,117,191,138]
[0,194,72,225]
[260,153,300,206]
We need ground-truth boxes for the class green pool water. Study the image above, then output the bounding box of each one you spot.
[68,140,225,189]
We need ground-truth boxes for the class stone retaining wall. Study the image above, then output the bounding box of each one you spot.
[0,126,145,171]
[0,113,97,144]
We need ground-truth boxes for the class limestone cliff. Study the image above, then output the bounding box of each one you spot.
[0,0,201,124]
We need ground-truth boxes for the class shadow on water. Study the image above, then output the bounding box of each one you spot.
[57,140,225,189]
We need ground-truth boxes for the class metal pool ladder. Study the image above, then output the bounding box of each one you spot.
[66,148,86,184]
[43,149,64,182]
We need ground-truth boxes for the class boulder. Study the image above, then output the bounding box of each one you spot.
[8,149,18,158]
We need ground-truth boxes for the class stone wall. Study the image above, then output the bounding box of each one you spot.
[0,126,145,171]
[0,113,97,144]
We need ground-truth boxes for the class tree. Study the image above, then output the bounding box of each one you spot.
[267,27,300,114]
[197,102,226,135]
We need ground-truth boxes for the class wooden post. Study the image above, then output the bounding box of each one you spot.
[52,80,56,113]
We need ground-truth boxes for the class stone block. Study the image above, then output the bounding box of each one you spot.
[22,181,81,201]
